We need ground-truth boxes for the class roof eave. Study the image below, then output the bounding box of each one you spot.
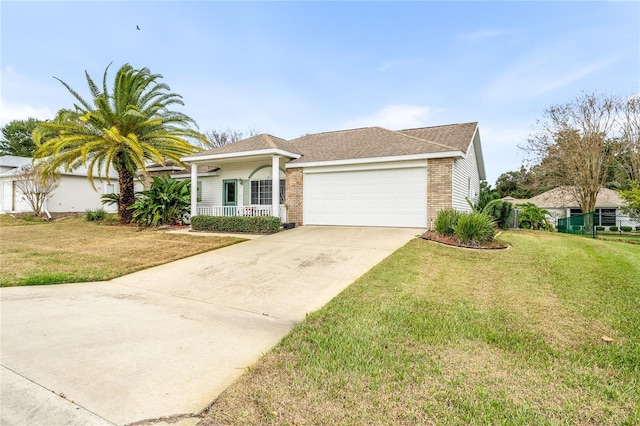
[181,148,301,163]
[286,151,463,169]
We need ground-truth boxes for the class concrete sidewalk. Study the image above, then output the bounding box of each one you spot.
[0,226,420,425]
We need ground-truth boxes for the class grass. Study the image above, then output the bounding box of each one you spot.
[597,231,640,244]
[0,217,245,287]
[201,230,640,425]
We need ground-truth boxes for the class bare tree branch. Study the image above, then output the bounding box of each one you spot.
[13,164,60,216]
[204,127,260,148]
[523,93,618,213]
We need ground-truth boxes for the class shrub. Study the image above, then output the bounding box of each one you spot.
[516,202,551,231]
[595,226,605,231]
[609,226,618,232]
[85,208,107,221]
[636,226,640,231]
[571,225,582,231]
[129,176,190,227]
[434,208,461,236]
[191,215,281,234]
[620,226,633,232]
[453,212,495,245]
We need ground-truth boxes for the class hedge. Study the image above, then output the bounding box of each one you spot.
[595,226,605,231]
[620,226,633,232]
[191,215,281,234]
[609,226,618,232]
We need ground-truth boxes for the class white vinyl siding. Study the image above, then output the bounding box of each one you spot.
[452,134,480,212]
[194,159,286,207]
[303,163,427,227]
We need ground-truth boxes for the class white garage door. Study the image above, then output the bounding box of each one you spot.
[303,167,427,227]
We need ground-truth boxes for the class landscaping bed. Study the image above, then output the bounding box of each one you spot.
[421,230,508,249]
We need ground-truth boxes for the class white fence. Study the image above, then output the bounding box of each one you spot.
[197,205,287,221]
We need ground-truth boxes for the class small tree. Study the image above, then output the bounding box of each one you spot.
[13,164,60,216]
[516,203,552,231]
[619,180,640,219]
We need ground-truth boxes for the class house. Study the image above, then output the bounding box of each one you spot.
[505,186,638,229]
[180,122,485,228]
[0,155,119,214]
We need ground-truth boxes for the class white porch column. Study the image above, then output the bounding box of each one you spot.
[190,163,198,219]
[272,155,280,219]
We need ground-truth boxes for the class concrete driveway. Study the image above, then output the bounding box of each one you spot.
[0,226,419,425]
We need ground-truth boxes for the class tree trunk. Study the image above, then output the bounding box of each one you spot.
[118,169,135,224]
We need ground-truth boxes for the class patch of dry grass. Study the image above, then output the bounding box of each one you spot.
[0,218,245,286]
[200,231,640,425]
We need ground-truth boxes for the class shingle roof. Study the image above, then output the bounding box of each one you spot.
[399,122,478,153]
[286,126,457,164]
[527,187,625,208]
[187,134,297,158]
[182,123,479,164]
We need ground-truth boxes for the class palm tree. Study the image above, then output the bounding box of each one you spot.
[33,63,208,223]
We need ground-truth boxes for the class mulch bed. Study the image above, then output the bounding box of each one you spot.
[420,231,509,250]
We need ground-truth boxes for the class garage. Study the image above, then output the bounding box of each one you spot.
[303,166,427,227]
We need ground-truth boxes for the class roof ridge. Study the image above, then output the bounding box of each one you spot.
[391,128,458,150]
[399,121,478,132]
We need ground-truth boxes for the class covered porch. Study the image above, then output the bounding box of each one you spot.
[180,134,300,224]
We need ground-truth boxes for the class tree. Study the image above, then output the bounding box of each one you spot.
[524,93,618,213]
[33,63,208,223]
[205,127,259,147]
[516,203,552,231]
[476,181,499,210]
[13,163,60,216]
[619,180,640,218]
[494,166,534,199]
[0,118,40,157]
[617,95,640,184]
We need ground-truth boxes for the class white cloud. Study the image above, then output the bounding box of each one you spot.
[0,100,54,126]
[343,105,443,130]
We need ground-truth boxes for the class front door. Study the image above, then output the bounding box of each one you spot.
[223,179,237,215]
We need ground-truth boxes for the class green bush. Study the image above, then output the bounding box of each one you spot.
[636,226,640,231]
[130,176,190,227]
[453,212,495,245]
[516,202,551,231]
[571,225,582,231]
[434,208,461,236]
[85,208,107,221]
[191,215,281,234]
[609,226,618,232]
[595,226,605,231]
[620,226,633,232]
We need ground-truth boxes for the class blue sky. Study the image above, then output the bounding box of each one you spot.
[1,1,638,184]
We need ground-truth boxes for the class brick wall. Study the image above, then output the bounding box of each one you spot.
[285,168,304,225]
[427,158,453,230]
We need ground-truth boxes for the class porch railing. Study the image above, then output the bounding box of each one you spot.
[197,205,286,221]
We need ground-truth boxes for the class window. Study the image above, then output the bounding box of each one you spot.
[197,181,202,202]
[596,208,616,226]
[251,179,285,205]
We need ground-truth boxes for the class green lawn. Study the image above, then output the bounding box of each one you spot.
[202,231,640,425]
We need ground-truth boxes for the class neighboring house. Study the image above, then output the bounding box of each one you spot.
[180,122,485,228]
[505,186,638,229]
[0,155,119,214]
